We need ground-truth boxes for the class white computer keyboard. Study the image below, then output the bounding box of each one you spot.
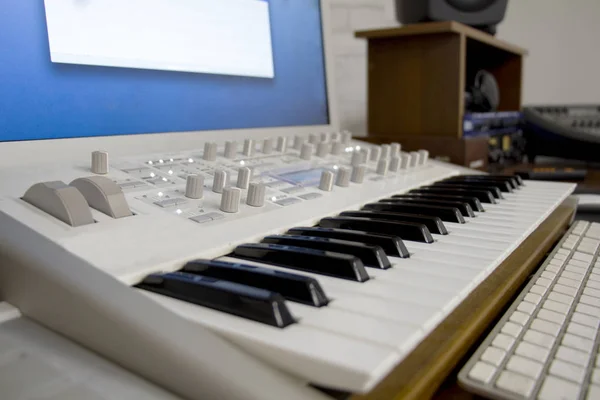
[460,220,600,400]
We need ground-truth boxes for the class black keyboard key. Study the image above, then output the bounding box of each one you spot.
[363,202,465,223]
[430,183,503,199]
[380,197,475,217]
[261,235,391,270]
[136,272,295,328]
[182,259,329,307]
[400,192,485,212]
[343,210,447,235]
[286,227,409,258]
[457,174,522,188]
[231,243,370,282]
[318,216,434,243]
[412,187,497,204]
[442,176,514,192]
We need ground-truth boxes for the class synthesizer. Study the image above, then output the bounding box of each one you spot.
[524,105,600,163]
[0,132,576,400]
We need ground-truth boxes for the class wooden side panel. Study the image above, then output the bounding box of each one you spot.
[367,33,464,138]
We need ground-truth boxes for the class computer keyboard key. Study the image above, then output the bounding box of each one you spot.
[505,355,543,379]
[515,341,550,362]
[538,375,580,400]
[561,333,594,353]
[231,243,370,282]
[364,202,465,223]
[135,272,295,328]
[592,369,600,385]
[342,210,447,235]
[501,322,523,338]
[181,259,329,307]
[492,333,516,351]
[522,330,555,349]
[588,385,600,400]
[517,301,536,315]
[480,347,506,367]
[576,303,600,318]
[538,309,566,325]
[580,294,600,308]
[509,311,530,326]
[571,312,600,328]
[524,292,542,304]
[552,284,578,297]
[468,362,496,384]
[531,318,562,337]
[555,345,589,367]
[566,322,596,340]
[286,227,410,258]
[261,235,391,270]
[549,359,586,384]
[495,370,535,397]
[318,217,434,243]
[584,286,600,299]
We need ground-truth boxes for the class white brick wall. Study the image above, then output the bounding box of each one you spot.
[328,0,600,136]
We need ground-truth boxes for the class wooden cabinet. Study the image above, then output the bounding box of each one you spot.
[356,21,527,139]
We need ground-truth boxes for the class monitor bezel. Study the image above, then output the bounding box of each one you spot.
[0,1,339,167]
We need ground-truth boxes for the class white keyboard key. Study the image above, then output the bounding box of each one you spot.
[515,341,550,363]
[557,248,571,256]
[577,303,600,318]
[546,264,561,274]
[557,276,582,289]
[561,271,585,282]
[587,279,600,290]
[468,361,496,384]
[495,370,535,397]
[592,368,600,384]
[572,252,593,263]
[587,385,600,400]
[509,311,530,326]
[480,347,506,367]
[543,300,570,315]
[581,294,600,308]
[568,259,590,269]
[562,333,594,353]
[541,271,557,281]
[522,330,555,349]
[538,309,566,325]
[555,345,589,367]
[548,359,586,383]
[565,264,587,275]
[566,322,597,340]
[531,284,549,296]
[571,312,600,329]
[552,284,578,297]
[492,334,515,351]
[524,292,543,305]
[547,292,574,306]
[538,375,581,400]
[531,318,561,337]
[501,322,523,338]
[589,273,600,283]
[553,253,567,261]
[537,277,553,288]
[517,301,537,315]
[505,355,543,379]
[584,286,600,299]
[563,241,577,251]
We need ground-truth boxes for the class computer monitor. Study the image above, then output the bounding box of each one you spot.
[0,0,337,166]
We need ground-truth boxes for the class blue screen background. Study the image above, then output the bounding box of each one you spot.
[0,0,329,142]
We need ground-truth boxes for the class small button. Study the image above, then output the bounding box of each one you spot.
[505,354,543,379]
[299,193,322,200]
[495,370,535,397]
[480,347,506,367]
[154,198,188,208]
[468,361,496,384]
[275,198,301,207]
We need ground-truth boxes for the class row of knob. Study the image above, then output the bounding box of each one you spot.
[201,131,354,161]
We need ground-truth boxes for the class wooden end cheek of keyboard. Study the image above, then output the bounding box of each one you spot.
[351,197,578,400]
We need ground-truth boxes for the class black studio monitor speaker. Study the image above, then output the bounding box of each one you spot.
[396,0,508,35]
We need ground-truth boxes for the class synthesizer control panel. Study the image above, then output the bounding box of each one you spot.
[0,131,576,400]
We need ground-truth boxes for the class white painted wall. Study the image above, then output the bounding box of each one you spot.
[329,0,600,136]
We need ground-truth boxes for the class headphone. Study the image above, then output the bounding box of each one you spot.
[465,70,500,112]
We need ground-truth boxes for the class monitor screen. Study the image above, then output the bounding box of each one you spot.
[0,0,330,142]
